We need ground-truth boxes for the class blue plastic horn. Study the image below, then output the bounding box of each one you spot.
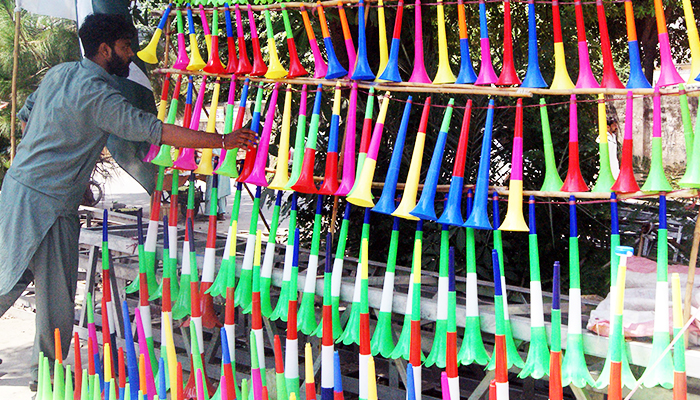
[521,0,547,88]
[410,99,455,221]
[455,0,477,84]
[437,100,472,226]
[464,100,495,230]
[378,0,405,82]
[373,96,413,215]
[317,2,347,80]
[351,0,376,80]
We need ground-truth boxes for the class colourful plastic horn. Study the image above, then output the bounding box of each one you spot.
[134,309,157,399]
[270,193,298,322]
[408,220,424,400]
[203,8,226,74]
[268,85,294,190]
[300,6,328,79]
[319,83,343,195]
[595,0,624,88]
[680,87,700,188]
[320,233,335,400]
[392,97,430,220]
[284,85,309,190]
[298,195,324,335]
[100,210,118,367]
[491,249,510,400]
[445,249,460,400]
[335,82,359,196]
[223,4,238,74]
[608,246,632,400]
[152,76,183,168]
[455,0,477,84]
[291,84,324,194]
[424,225,450,368]
[234,4,253,75]
[245,82,281,187]
[517,197,550,379]
[641,88,673,192]
[346,88,376,198]
[250,231,269,391]
[185,5,206,71]
[223,224,242,399]
[378,0,404,82]
[358,235,372,400]
[235,186,261,310]
[370,215,399,357]
[171,174,196,320]
[136,210,159,376]
[335,1,356,77]
[194,78,222,176]
[73,331,82,398]
[561,196,595,388]
[305,344,317,400]
[538,99,564,191]
[474,0,498,85]
[549,261,563,400]
[672,273,687,400]
[639,194,674,389]
[591,94,616,193]
[173,76,207,171]
[280,5,308,78]
[347,94,392,207]
[681,0,700,83]
[351,0,375,80]
[409,0,431,83]
[573,0,600,88]
[53,329,65,400]
[496,0,520,85]
[653,0,684,87]
[375,0,389,80]
[198,174,223,329]
[611,92,640,193]
[334,352,345,400]
[138,4,172,64]
[433,0,456,84]
[622,0,651,88]
[121,301,139,399]
[521,0,546,88]
[214,79,245,178]
[550,0,575,89]
[197,3,212,56]
[411,99,454,220]
[273,335,287,400]
[247,5,268,76]
[263,9,288,79]
[500,99,528,231]
[561,95,588,192]
[144,74,171,163]
[285,228,301,400]
[678,84,695,178]
[464,100,495,230]
[317,2,348,79]
[373,96,413,215]
[237,83,265,182]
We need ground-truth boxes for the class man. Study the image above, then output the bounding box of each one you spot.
[0,13,255,388]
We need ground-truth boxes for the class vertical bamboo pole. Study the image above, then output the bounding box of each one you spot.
[10,7,21,163]
[683,203,700,347]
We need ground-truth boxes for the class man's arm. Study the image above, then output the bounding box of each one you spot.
[160,124,257,150]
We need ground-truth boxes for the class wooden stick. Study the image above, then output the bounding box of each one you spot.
[10,9,20,163]
[684,203,700,347]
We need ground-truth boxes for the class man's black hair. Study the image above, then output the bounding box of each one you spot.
[78,14,136,58]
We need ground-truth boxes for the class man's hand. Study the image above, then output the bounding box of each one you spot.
[161,124,258,150]
[226,128,257,150]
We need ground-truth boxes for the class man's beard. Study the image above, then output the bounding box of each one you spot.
[107,55,131,77]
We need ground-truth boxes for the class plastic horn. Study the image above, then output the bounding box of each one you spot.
[680,87,700,187]
[273,336,288,400]
[291,84,324,194]
[411,99,454,220]
[144,74,171,163]
[454,0,477,84]
[517,197,550,379]
[392,98,430,220]
[102,343,110,398]
[169,76,194,170]
[284,85,309,190]
[338,208,371,346]
[305,344,318,400]
[445,249,459,400]
[672,274,688,399]
[457,190,490,366]
[138,4,172,64]
[550,0,575,89]
[373,96,413,215]
[235,186,261,310]
[334,352,345,400]
[173,76,207,171]
[653,0,684,87]
[560,95,588,192]
[285,228,301,400]
[270,193,298,322]
[73,331,82,398]
[378,0,403,82]
[224,4,239,74]
[335,82,359,196]
[197,4,212,57]
[198,174,223,329]
[375,0,389,80]
[409,0,431,83]
[321,233,335,400]
[222,204,242,399]
[119,302,138,399]
[438,100,471,225]
[100,210,118,367]
[424,225,450,368]
[319,83,343,195]
[347,94,392,207]
[608,247,632,400]
[53,330,65,400]
[371,215,399,356]
[250,232,269,390]
[538,99,564,191]
[268,85,294,190]
[639,194,674,388]
[185,5,206,71]
[171,174,196,320]
[594,0,624,88]
[591,94,616,193]
[245,82,282,187]
[433,0,456,84]
[561,196,595,388]
[337,1,357,76]
[491,249,510,400]
[194,78,222,176]
[162,313,179,400]
[203,8,226,74]
[681,0,700,82]
[263,9,288,79]
[215,78,249,178]
[464,100,495,230]
[408,220,424,400]
[134,309,157,398]
[297,195,324,335]
[611,92,640,193]
[351,0,375,81]
[247,5,268,76]
[499,99,528,231]
[346,88,376,198]
[641,88,672,192]
[38,354,50,400]
[679,84,695,181]
[86,294,103,391]
[406,364,416,400]
[474,0,498,85]
[136,210,158,376]
[572,0,600,88]
[520,0,546,88]
[317,2,348,79]
[359,235,373,400]
[622,0,651,88]
[237,83,265,182]
[549,261,563,400]
[234,4,253,75]
[280,5,308,78]
[496,0,520,85]
[152,76,183,167]
[300,6,328,78]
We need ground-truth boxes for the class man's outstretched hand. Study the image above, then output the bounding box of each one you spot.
[161,123,259,150]
[226,128,257,150]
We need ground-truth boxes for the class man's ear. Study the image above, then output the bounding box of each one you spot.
[97,42,112,59]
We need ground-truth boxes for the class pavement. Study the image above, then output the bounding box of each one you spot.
[0,304,36,398]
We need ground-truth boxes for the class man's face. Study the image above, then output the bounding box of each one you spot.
[106,38,133,77]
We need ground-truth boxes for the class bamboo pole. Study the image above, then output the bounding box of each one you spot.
[684,203,700,347]
[10,7,20,164]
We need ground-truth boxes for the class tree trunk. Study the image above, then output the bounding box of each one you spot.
[636,16,659,85]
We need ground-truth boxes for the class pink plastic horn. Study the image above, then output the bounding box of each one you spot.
[475,0,498,85]
[573,0,600,89]
[300,5,328,79]
[653,0,684,87]
[173,76,207,171]
[334,82,358,196]
[172,9,190,70]
[560,95,588,192]
[409,0,431,83]
[234,4,253,75]
[244,83,282,187]
[611,91,641,193]
[247,4,268,77]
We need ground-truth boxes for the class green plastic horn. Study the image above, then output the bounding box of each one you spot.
[591,94,616,193]
[260,191,284,317]
[270,193,298,322]
[641,88,672,193]
[370,215,400,357]
[539,99,564,192]
[298,195,325,334]
[171,174,197,320]
[679,83,700,188]
[236,186,262,311]
[207,182,243,297]
[425,225,450,368]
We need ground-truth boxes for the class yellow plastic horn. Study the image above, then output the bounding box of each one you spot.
[137,5,172,64]
[268,85,294,190]
[185,4,206,71]
[264,8,289,79]
[392,97,431,220]
[375,0,390,81]
[682,0,700,83]
[347,93,392,208]
[433,0,456,84]
[194,79,221,176]
[499,99,528,232]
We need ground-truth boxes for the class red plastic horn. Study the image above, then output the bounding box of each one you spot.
[234,4,253,75]
[611,92,640,193]
[595,0,624,88]
[496,0,521,85]
[561,95,589,192]
[281,5,308,78]
[247,5,268,77]
[334,82,359,196]
[203,8,226,74]
[224,4,239,74]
